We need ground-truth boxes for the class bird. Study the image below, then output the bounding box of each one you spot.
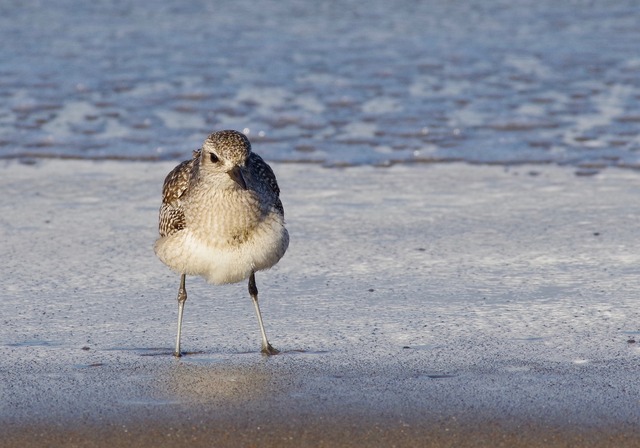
[154,130,289,356]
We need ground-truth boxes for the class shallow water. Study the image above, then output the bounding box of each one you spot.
[1,1,639,167]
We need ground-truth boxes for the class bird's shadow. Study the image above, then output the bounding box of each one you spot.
[130,347,329,357]
[104,347,329,358]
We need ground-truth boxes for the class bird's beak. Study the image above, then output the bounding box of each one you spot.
[227,166,247,190]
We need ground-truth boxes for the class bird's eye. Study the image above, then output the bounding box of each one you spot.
[209,153,219,163]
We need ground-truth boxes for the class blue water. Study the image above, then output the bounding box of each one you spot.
[1,0,639,167]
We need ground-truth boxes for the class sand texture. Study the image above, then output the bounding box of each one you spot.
[1,160,639,446]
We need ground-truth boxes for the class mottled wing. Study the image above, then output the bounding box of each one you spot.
[248,152,284,216]
[158,150,200,237]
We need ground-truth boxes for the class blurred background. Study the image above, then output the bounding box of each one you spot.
[1,0,639,169]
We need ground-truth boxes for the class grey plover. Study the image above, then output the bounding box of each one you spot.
[154,130,289,356]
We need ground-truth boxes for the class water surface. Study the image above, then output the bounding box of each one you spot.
[1,0,639,167]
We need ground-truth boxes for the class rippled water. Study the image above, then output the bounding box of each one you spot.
[1,1,639,167]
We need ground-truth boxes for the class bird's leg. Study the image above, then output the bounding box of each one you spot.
[174,273,187,357]
[248,272,279,355]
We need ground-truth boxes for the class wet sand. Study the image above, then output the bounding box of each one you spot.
[1,160,639,447]
[4,419,640,448]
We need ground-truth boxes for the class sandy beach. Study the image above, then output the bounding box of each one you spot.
[1,160,638,446]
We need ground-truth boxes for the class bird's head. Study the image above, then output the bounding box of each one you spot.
[199,130,251,189]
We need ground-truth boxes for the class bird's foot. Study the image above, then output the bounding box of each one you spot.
[261,343,280,356]
[173,350,182,358]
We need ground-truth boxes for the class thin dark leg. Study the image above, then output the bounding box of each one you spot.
[174,273,187,357]
[249,272,279,355]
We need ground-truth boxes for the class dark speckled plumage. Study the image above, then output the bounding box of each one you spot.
[158,154,196,238]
